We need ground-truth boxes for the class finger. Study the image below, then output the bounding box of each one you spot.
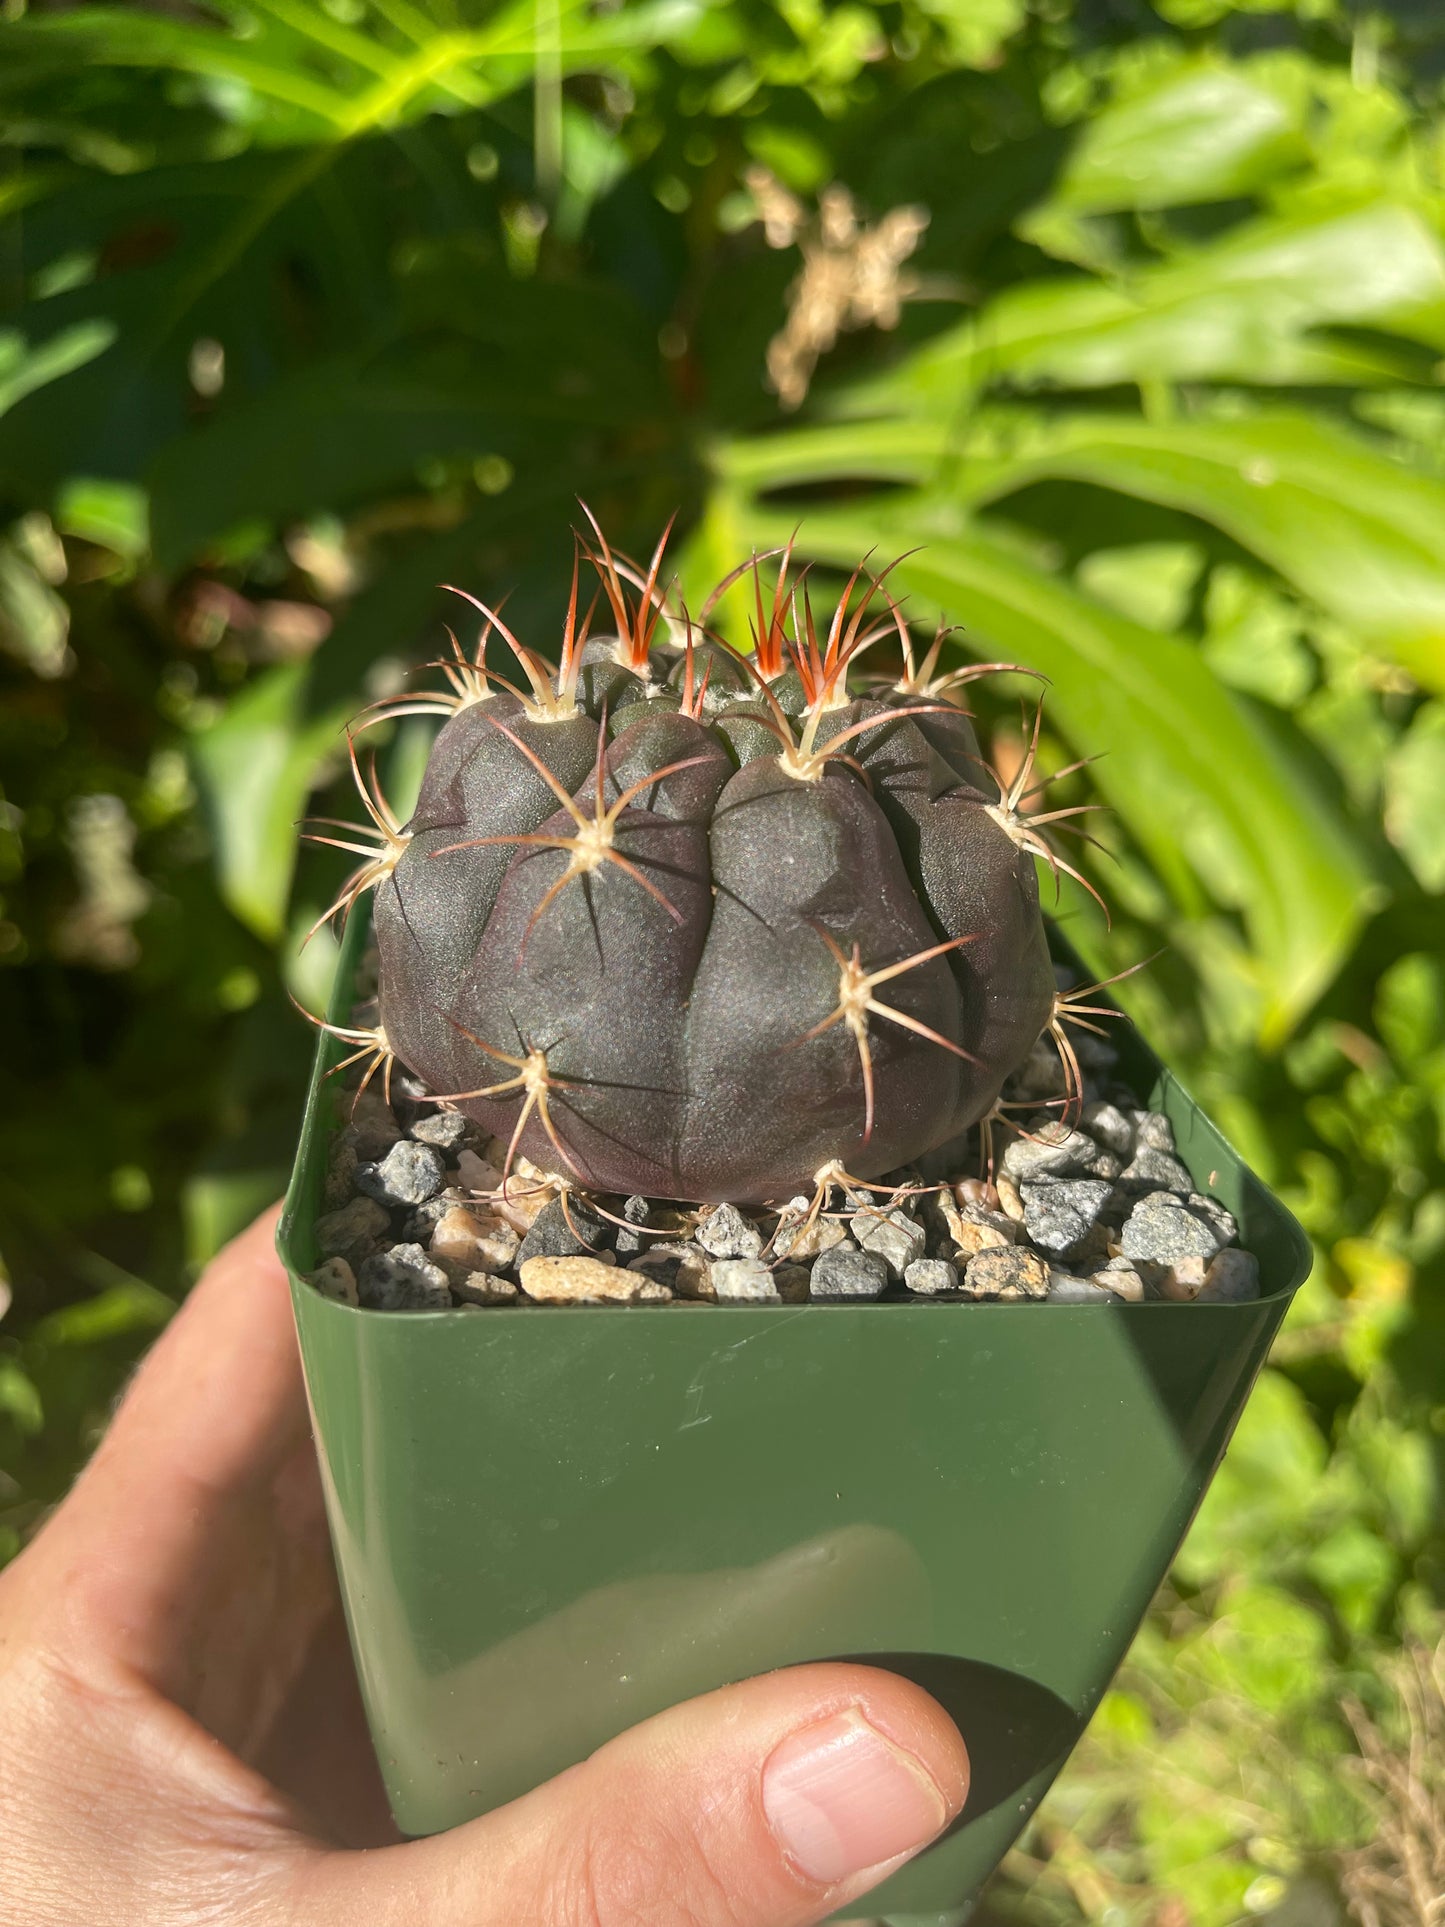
[294,1662,969,1927]
[6,1207,334,1742]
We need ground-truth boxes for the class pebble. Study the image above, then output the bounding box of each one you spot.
[1158,1255,1209,1301]
[810,1247,890,1300]
[627,1242,709,1298]
[307,1256,358,1306]
[450,1272,519,1306]
[613,1195,654,1259]
[849,1207,927,1280]
[1002,1121,1120,1183]
[1120,1191,1232,1265]
[905,1257,960,1295]
[455,1147,507,1195]
[775,1265,812,1303]
[387,1067,432,1118]
[344,1088,402,1160]
[1091,1258,1149,1303]
[357,1242,452,1311]
[1116,1146,1194,1197]
[1020,1178,1113,1259]
[409,1109,473,1151]
[995,1175,1026,1221]
[962,1246,1050,1301]
[1198,1248,1261,1303]
[399,1192,461,1240]
[1047,1272,1122,1304]
[323,1138,358,1209]
[430,1204,520,1276]
[709,1257,781,1303]
[519,1256,671,1304]
[695,1202,764,1261]
[954,1177,1001,1210]
[355,1139,446,1208]
[772,1199,849,1261]
[315,1195,390,1267]
[516,1197,614,1265]
[1190,1192,1238,1244]
[1131,1111,1175,1152]
[931,1194,1015,1258]
[1080,1101,1135,1158]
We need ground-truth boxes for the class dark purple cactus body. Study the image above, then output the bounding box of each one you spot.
[359,535,1057,1204]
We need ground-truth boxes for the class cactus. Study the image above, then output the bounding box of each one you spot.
[307,519,1108,1206]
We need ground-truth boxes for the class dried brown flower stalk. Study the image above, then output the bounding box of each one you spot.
[747,166,928,409]
[1341,1637,1445,1927]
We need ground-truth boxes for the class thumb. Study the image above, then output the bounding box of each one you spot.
[295,1661,968,1927]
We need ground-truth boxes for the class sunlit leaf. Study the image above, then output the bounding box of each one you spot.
[1384,701,1445,891]
[1045,60,1307,215]
[190,661,346,940]
[837,202,1445,408]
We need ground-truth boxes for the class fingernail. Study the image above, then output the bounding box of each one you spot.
[762,1709,952,1885]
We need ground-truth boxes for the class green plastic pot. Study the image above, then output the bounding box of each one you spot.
[277,911,1311,1925]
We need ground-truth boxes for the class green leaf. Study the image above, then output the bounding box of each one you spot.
[729,492,1378,1042]
[54,477,150,558]
[965,413,1445,694]
[1200,565,1315,708]
[730,406,1445,692]
[1384,701,1445,891]
[0,320,118,418]
[1045,60,1307,215]
[836,202,1445,407]
[0,1358,43,1437]
[33,1280,174,1347]
[189,661,346,940]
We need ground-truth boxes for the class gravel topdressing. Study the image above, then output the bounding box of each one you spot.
[306,970,1262,1311]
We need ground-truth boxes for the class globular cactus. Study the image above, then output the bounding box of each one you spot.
[309,519,1104,1206]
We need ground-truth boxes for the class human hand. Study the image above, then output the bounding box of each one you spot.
[0,1207,968,1926]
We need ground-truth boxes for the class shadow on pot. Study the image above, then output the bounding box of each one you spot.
[822,1652,1081,1831]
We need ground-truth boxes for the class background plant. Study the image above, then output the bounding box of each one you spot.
[3,2,1444,1921]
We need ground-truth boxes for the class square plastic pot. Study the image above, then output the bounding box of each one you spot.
[277,912,1311,1925]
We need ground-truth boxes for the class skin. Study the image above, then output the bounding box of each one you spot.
[0,1207,970,1927]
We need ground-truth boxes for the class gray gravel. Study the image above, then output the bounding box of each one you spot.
[1120,1191,1232,1265]
[1198,1248,1260,1302]
[1020,1178,1113,1259]
[315,1194,390,1266]
[1115,1145,1195,1197]
[516,1197,613,1265]
[695,1202,764,1260]
[1001,1121,1119,1182]
[849,1207,927,1280]
[613,1195,654,1258]
[904,1257,960,1295]
[355,1139,446,1208]
[627,1242,708,1297]
[810,1247,890,1300]
[1047,1272,1123,1304]
[708,1257,781,1302]
[357,1242,451,1311]
[317,1031,1266,1312]
[1080,1101,1134,1157]
[408,1109,473,1151]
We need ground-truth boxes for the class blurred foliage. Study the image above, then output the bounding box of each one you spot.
[2,0,1444,1921]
